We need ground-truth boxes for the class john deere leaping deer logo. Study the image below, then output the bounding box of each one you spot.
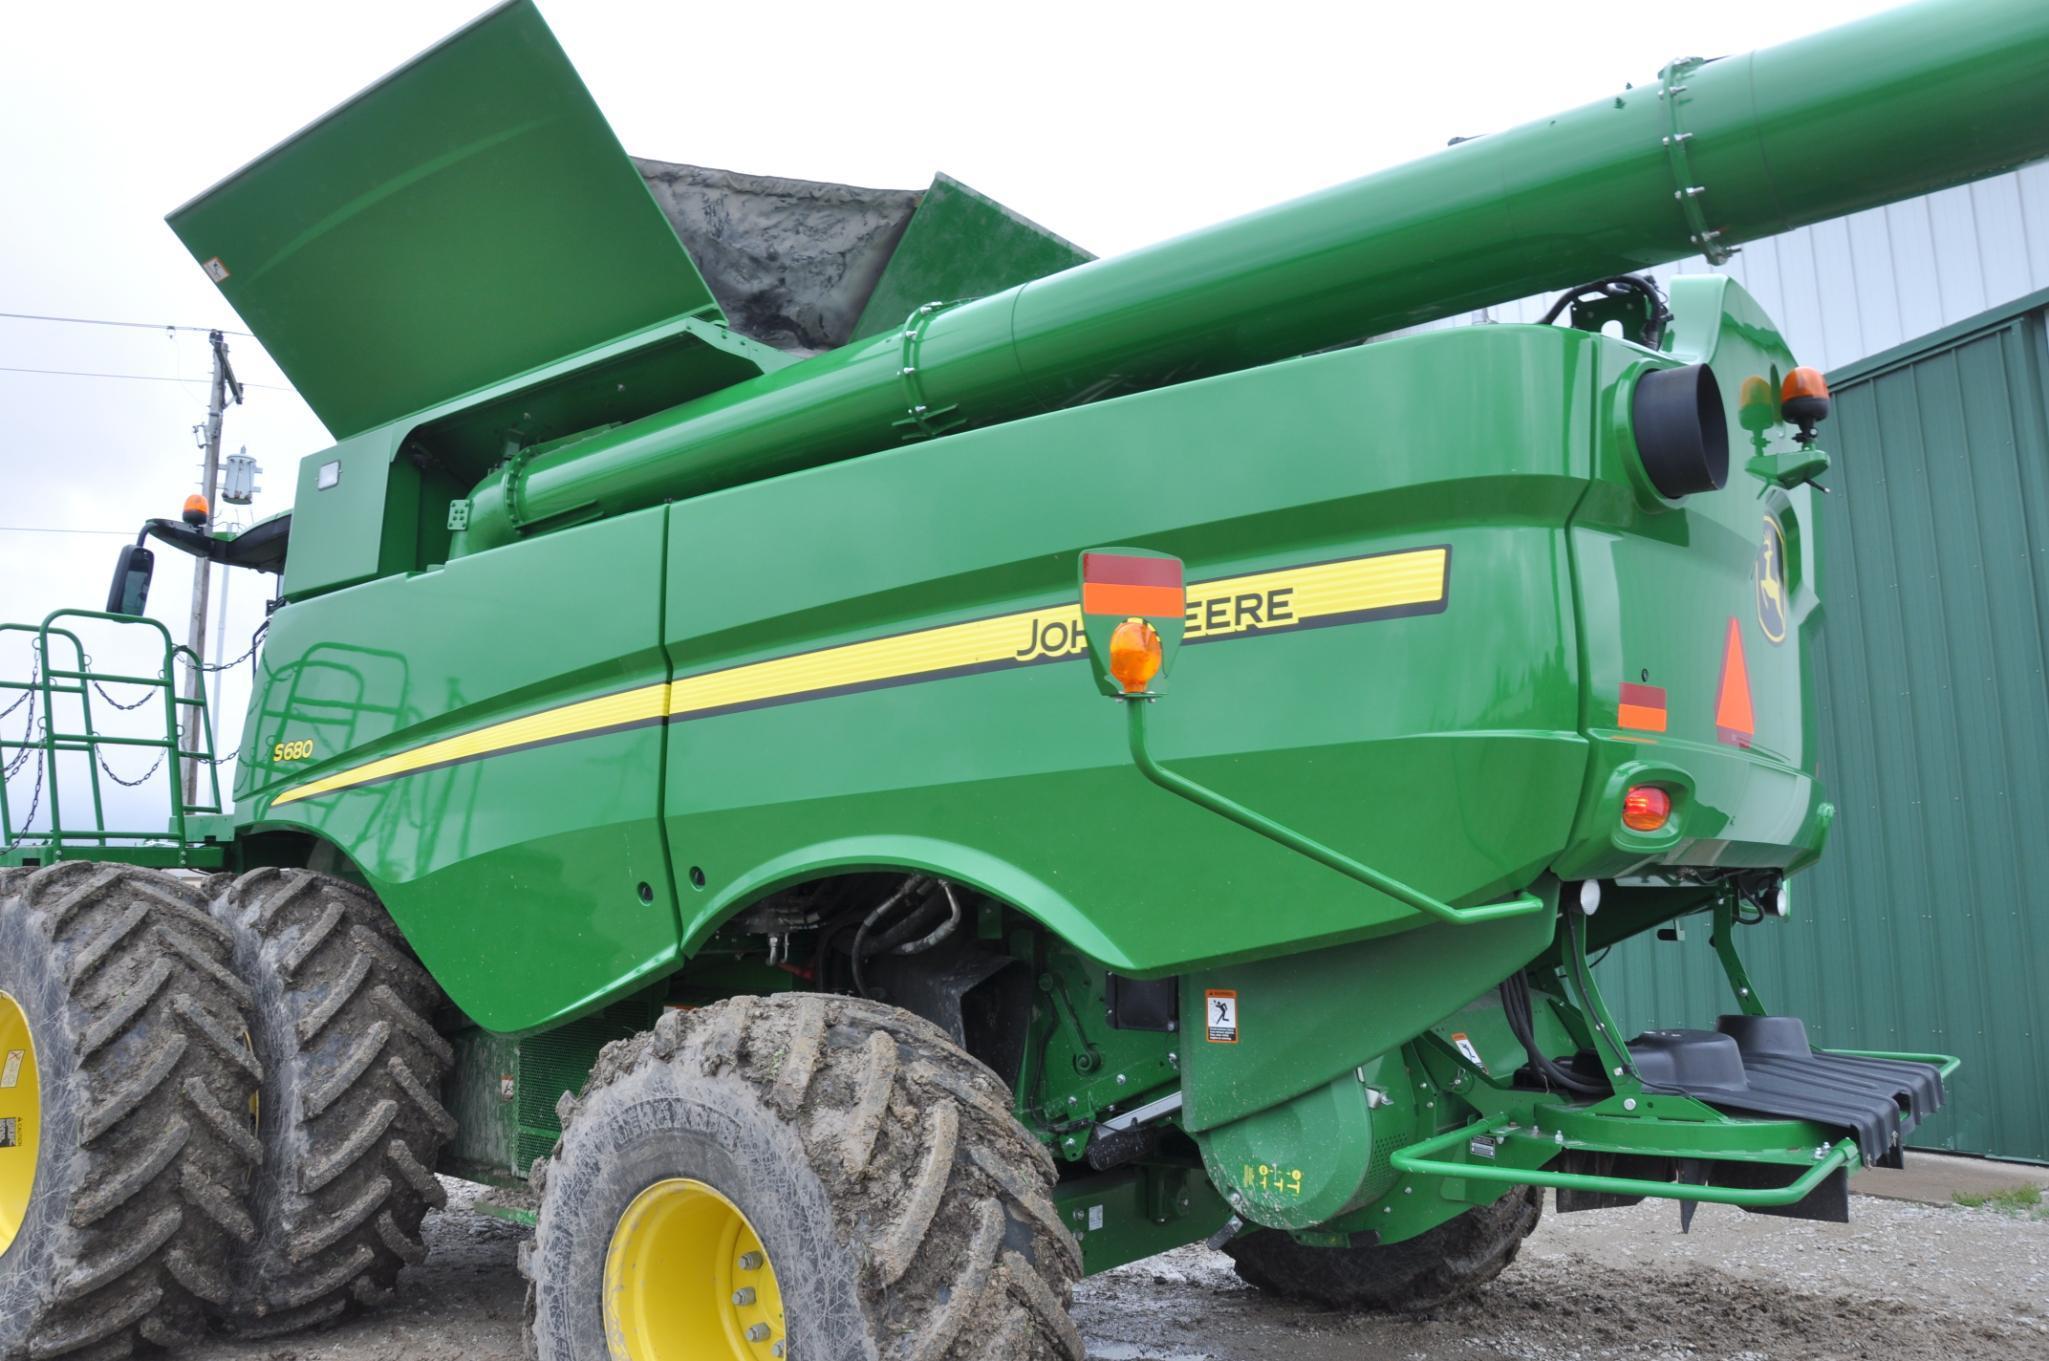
[1756,515,1788,644]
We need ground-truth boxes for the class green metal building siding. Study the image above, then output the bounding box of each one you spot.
[1600,287,2049,1163]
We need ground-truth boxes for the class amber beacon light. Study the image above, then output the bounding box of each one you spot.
[1108,618,1164,695]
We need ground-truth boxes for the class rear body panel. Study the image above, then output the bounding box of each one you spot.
[1561,278,1829,880]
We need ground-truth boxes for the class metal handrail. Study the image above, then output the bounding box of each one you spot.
[1390,1117,1861,1208]
[1824,1049,1964,1080]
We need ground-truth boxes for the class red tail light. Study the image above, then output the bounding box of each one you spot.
[1623,785,1672,832]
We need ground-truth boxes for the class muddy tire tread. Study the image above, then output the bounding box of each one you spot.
[0,863,261,1360]
[209,868,453,1335]
[1225,1183,1543,1312]
[534,994,1083,1361]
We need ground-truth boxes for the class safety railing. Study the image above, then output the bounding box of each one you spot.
[0,610,220,863]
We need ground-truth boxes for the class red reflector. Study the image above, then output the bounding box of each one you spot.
[1623,785,1672,832]
[1715,617,1755,748]
[1081,552,1185,618]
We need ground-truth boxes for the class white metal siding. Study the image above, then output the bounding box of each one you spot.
[1416,162,2049,373]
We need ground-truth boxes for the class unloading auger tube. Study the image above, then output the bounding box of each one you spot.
[459,0,2049,552]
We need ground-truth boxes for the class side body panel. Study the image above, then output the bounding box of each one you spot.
[238,510,678,1031]
[659,329,1594,978]
[235,301,1831,1037]
[237,328,1601,1032]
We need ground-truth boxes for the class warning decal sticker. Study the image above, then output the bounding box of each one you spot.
[1716,617,1755,748]
[1450,1031,1488,1072]
[1205,990,1239,1044]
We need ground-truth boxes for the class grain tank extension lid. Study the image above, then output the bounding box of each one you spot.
[166,0,724,441]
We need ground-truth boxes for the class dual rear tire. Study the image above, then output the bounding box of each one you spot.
[0,864,262,1360]
[0,864,454,1358]
[206,868,456,1336]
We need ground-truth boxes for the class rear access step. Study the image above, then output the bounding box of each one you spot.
[1388,887,1955,1227]
[1628,1015,1945,1165]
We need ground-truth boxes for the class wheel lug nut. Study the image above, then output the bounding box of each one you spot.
[746,1323,771,1342]
[732,1287,756,1305]
[738,1252,764,1271]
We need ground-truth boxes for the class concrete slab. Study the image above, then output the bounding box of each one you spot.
[1853,1150,2049,1206]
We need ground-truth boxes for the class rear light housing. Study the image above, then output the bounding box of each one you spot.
[1622,784,1673,832]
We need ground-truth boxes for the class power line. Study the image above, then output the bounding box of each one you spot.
[0,525,135,537]
[0,310,252,337]
[0,364,291,392]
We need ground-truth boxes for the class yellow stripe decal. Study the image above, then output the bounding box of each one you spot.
[670,546,1449,718]
[270,546,1447,805]
[271,683,669,806]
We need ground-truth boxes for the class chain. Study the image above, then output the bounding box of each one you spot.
[0,738,45,856]
[96,746,169,788]
[91,678,157,710]
[79,646,158,711]
[0,656,36,721]
[3,686,37,778]
[0,625,264,848]
[198,621,267,674]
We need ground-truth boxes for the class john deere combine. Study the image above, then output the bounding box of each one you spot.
[4,1,2045,1356]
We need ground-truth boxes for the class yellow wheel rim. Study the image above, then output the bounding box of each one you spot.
[0,990,40,1260]
[603,1177,787,1361]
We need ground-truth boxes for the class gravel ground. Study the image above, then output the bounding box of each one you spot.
[176,1181,2049,1360]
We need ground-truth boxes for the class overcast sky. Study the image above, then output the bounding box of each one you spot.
[0,0,1891,835]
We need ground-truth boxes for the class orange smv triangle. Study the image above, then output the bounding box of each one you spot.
[1715,617,1755,748]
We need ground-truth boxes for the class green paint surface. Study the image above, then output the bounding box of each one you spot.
[166,2,721,439]
[850,174,1091,342]
[240,286,1829,1034]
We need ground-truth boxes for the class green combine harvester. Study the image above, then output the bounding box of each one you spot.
[4,1,2046,1356]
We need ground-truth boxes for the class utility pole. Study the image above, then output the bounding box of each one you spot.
[183,330,242,798]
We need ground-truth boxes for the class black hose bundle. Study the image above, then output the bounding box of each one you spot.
[1498,971,1607,1097]
[850,876,964,997]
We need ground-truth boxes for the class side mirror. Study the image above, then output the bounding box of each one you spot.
[106,544,155,616]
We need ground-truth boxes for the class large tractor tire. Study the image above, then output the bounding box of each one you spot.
[528,994,1084,1361]
[1223,1184,1542,1312]
[0,862,262,1359]
[207,868,456,1337]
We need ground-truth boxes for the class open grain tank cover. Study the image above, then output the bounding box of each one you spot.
[165,0,725,441]
[636,163,1093,353]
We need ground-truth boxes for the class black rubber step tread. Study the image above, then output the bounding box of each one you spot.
[1627,1015,1945,1163]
